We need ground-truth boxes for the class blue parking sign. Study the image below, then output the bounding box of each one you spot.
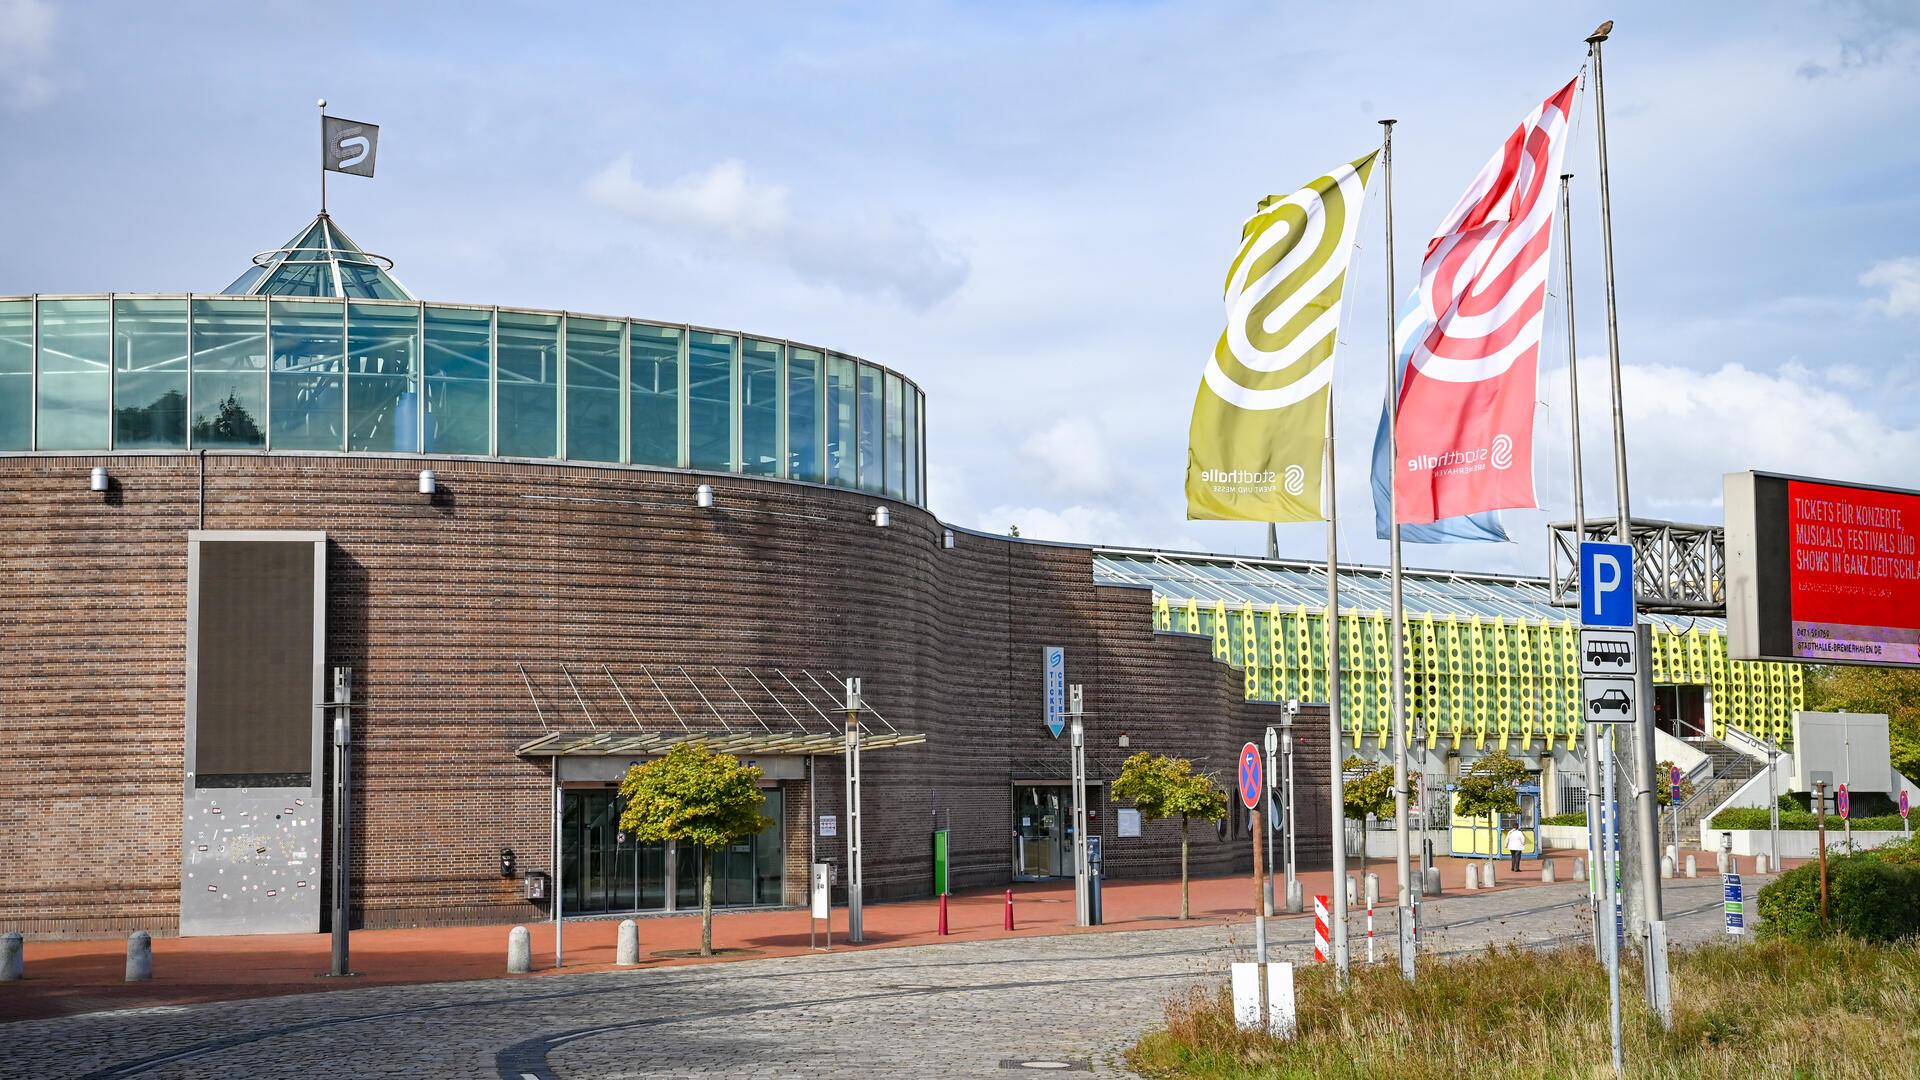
[1581,542,1636,628]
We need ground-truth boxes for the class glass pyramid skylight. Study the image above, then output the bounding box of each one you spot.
[222,213,412,300]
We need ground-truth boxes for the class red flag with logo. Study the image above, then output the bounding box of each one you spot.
[1392,78,1579,524]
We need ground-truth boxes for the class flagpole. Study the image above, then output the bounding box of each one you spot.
[1380,118,1414,983]
[1325,383,1349,984]
[318,98,328,215]
[1589,20,1670,1026]
[1563,171,1605,965]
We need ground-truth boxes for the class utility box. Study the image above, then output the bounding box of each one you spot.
[524,870,550,902]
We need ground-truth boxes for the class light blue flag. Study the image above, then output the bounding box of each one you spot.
[1371,296,1510,543]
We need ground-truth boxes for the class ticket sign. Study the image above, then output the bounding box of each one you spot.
[1726,472,1920,667]
[1044,646,1067,738]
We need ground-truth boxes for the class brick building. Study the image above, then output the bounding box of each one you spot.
[0,215,1325,938]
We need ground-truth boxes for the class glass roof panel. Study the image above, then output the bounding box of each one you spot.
[224,214,411,301]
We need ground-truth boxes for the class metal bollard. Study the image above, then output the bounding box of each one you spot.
[1465,863,1480,890]
[1004,888,1014,931]
[1541,860,1557,884]
[1285,878,1303,913]
[938,894,950,936]
[125,930,152,982]
[1573,856,1586,882]
[1685,855,1697,879]
[1,931,21,981]
[616,919,639,966]
[507,925,532,974]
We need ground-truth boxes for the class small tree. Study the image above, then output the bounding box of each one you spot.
[1112,751,1227,919]
[1343,756,1396,887]
[1455,751,1528,865]
[618,743,772,956]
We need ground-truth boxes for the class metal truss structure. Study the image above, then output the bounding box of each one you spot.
[1547,518,1726,615]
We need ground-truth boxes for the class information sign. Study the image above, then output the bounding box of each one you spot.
[1044,646,1067,738]
[1117,807,1141,837]
[1238,742,1264,809]
[818,814,837,838]
[1581,675,1638,724]
[1724,873,1745,935]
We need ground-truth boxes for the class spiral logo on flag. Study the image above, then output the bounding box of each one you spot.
[1283,465,1306,496]
[1202,160,1373,412]
[1490,434,1514,470]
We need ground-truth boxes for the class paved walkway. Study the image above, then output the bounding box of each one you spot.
[0,876,1758,1080]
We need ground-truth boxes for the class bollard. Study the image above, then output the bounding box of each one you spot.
[1573,856,1586,882]
[1715,850,1727,874]
[1541,860,1557,884]
[1423,866,1443,896]
[1665,843,1677,865]
[1285,878,1303,913]
[507,925,532,974]
[1661,855,1674,880]
[125,930,152,982]
[1465,863,1480,890]
[1756,853,1770,874]
[938,894,949,936]
[616,919,639,966]
[1345,874,1358,906]
[1,931,21,981]
[1728,855,1740,876]
[1685,854,1697,879]
[1364,873,1379,907]
[1004,888,1014,931]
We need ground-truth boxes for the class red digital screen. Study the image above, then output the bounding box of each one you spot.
[1787,479,1920,664]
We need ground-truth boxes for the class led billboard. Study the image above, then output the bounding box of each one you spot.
[1726,471,1920,666]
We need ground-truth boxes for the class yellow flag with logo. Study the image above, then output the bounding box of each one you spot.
[1187,153,1378,521]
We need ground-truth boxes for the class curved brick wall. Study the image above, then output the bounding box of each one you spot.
[0,453,1333,936]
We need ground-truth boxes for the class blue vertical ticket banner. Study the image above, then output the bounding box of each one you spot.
[1044,646,1066,738]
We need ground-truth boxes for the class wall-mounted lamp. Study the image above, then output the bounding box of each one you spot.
[942,527,956,549]
[1117,732,1130,749]
[89,466,109,493]
[695,483,715,509]
[500,847,516,878]
[418,469,437,496]
[871,506,891,528]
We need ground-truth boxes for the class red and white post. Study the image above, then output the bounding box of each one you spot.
[1313,894,1330,963]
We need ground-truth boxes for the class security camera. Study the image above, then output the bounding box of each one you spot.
[1284,699,1300,718]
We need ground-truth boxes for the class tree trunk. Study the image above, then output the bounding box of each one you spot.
[701,846,714,956]
[1180,816,1191,920]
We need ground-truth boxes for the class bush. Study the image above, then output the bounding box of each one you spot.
[1709,806,1909,831]
[1757,834,1920,943]
[1541,811,1586,827]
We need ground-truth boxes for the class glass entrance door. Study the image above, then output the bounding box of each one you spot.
[565,787,783,914]
[1014,785,1069,879]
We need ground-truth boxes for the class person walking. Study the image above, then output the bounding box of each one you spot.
[1505,823,1526,872]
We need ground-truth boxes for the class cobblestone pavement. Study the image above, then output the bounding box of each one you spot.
[2,876,1755,1080]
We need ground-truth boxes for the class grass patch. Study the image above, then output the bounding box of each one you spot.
[1127,939,1920,1079]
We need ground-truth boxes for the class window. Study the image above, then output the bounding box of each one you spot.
[190,299,267,448]
[826,355,856,488]
[628,324,681,467]
[113,298,189,449]
[0,301,29,450]
[497,311,559,459]
[884,370,905,499]
[903,387,920,505]
[422,307,490,456]
[346,303,418,452]
[565,317,621,462]
[687,331,735,471]
[856,362,881,493]
[35,299,111,450]
[741,338,781,476]
[268,300,345,451]
[786,347,823,482]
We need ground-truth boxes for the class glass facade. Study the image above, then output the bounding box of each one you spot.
[0,296,926,506]
[787,347,822,483]
[560,787,782,915]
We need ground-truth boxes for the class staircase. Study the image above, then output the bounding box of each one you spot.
[1674,736,1764,836]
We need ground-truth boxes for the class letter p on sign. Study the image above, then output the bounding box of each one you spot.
[1580,542,1636,628]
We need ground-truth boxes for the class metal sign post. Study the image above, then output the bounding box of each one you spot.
[1239,741,1268,1019]
[1281,706,1298,906]
[327,666,354,978]
[1070,686,1088,928]
[1264,726,1279,918]
[844,678,865,944]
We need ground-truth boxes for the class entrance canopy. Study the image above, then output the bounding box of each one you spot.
[513,663,926,759]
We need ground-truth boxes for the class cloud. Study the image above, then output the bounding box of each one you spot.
[1861,256,1920,317]
[1018,417,1114,497]
[587,156,968,310]
[0,0,55,108]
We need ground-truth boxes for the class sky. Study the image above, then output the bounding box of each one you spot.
[3,0,1918,578]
